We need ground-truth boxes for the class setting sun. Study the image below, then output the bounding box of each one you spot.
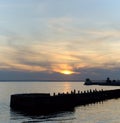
[61,70,74,75]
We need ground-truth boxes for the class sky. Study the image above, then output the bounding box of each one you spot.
[1,0,120,80]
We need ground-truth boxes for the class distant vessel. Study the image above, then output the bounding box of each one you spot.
[85,77,120,86]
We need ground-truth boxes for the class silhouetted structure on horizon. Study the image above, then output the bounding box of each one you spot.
[85,77,120,86]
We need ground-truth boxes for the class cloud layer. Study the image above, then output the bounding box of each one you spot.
[1,1,120,80]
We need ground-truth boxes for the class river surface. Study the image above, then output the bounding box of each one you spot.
[0,81,120,123]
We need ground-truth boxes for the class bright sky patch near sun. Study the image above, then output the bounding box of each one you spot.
[60,70,75,75]
[1,0,120,80]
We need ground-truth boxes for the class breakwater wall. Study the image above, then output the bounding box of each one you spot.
[10,89,120,114]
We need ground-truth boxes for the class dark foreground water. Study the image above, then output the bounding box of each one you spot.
[0,81,120,123]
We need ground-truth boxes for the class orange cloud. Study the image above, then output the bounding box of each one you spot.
[51,64,79,75]
[1,27,120,73]
[4,62,47,72]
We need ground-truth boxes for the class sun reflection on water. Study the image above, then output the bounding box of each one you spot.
[63,82,72,93]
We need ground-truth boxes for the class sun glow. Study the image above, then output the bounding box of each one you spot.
[61,70,74,75]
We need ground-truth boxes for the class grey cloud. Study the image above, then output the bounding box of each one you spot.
[0,67,120,81]
[4,37,55,71]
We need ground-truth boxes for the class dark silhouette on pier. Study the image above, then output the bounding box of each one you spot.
[10,89,120,115]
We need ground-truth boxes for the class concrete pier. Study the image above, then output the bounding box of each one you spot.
[10,89,120,114]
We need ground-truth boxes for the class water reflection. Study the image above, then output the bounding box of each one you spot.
[63,82,72,93]
[75,99,120,123]
[10,99,119,123]
[0,82,120,123]
[10,109,75,123]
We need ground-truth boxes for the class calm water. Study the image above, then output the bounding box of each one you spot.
[0,81,120,123]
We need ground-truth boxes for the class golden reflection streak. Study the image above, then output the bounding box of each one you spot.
[63,82,72,93]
